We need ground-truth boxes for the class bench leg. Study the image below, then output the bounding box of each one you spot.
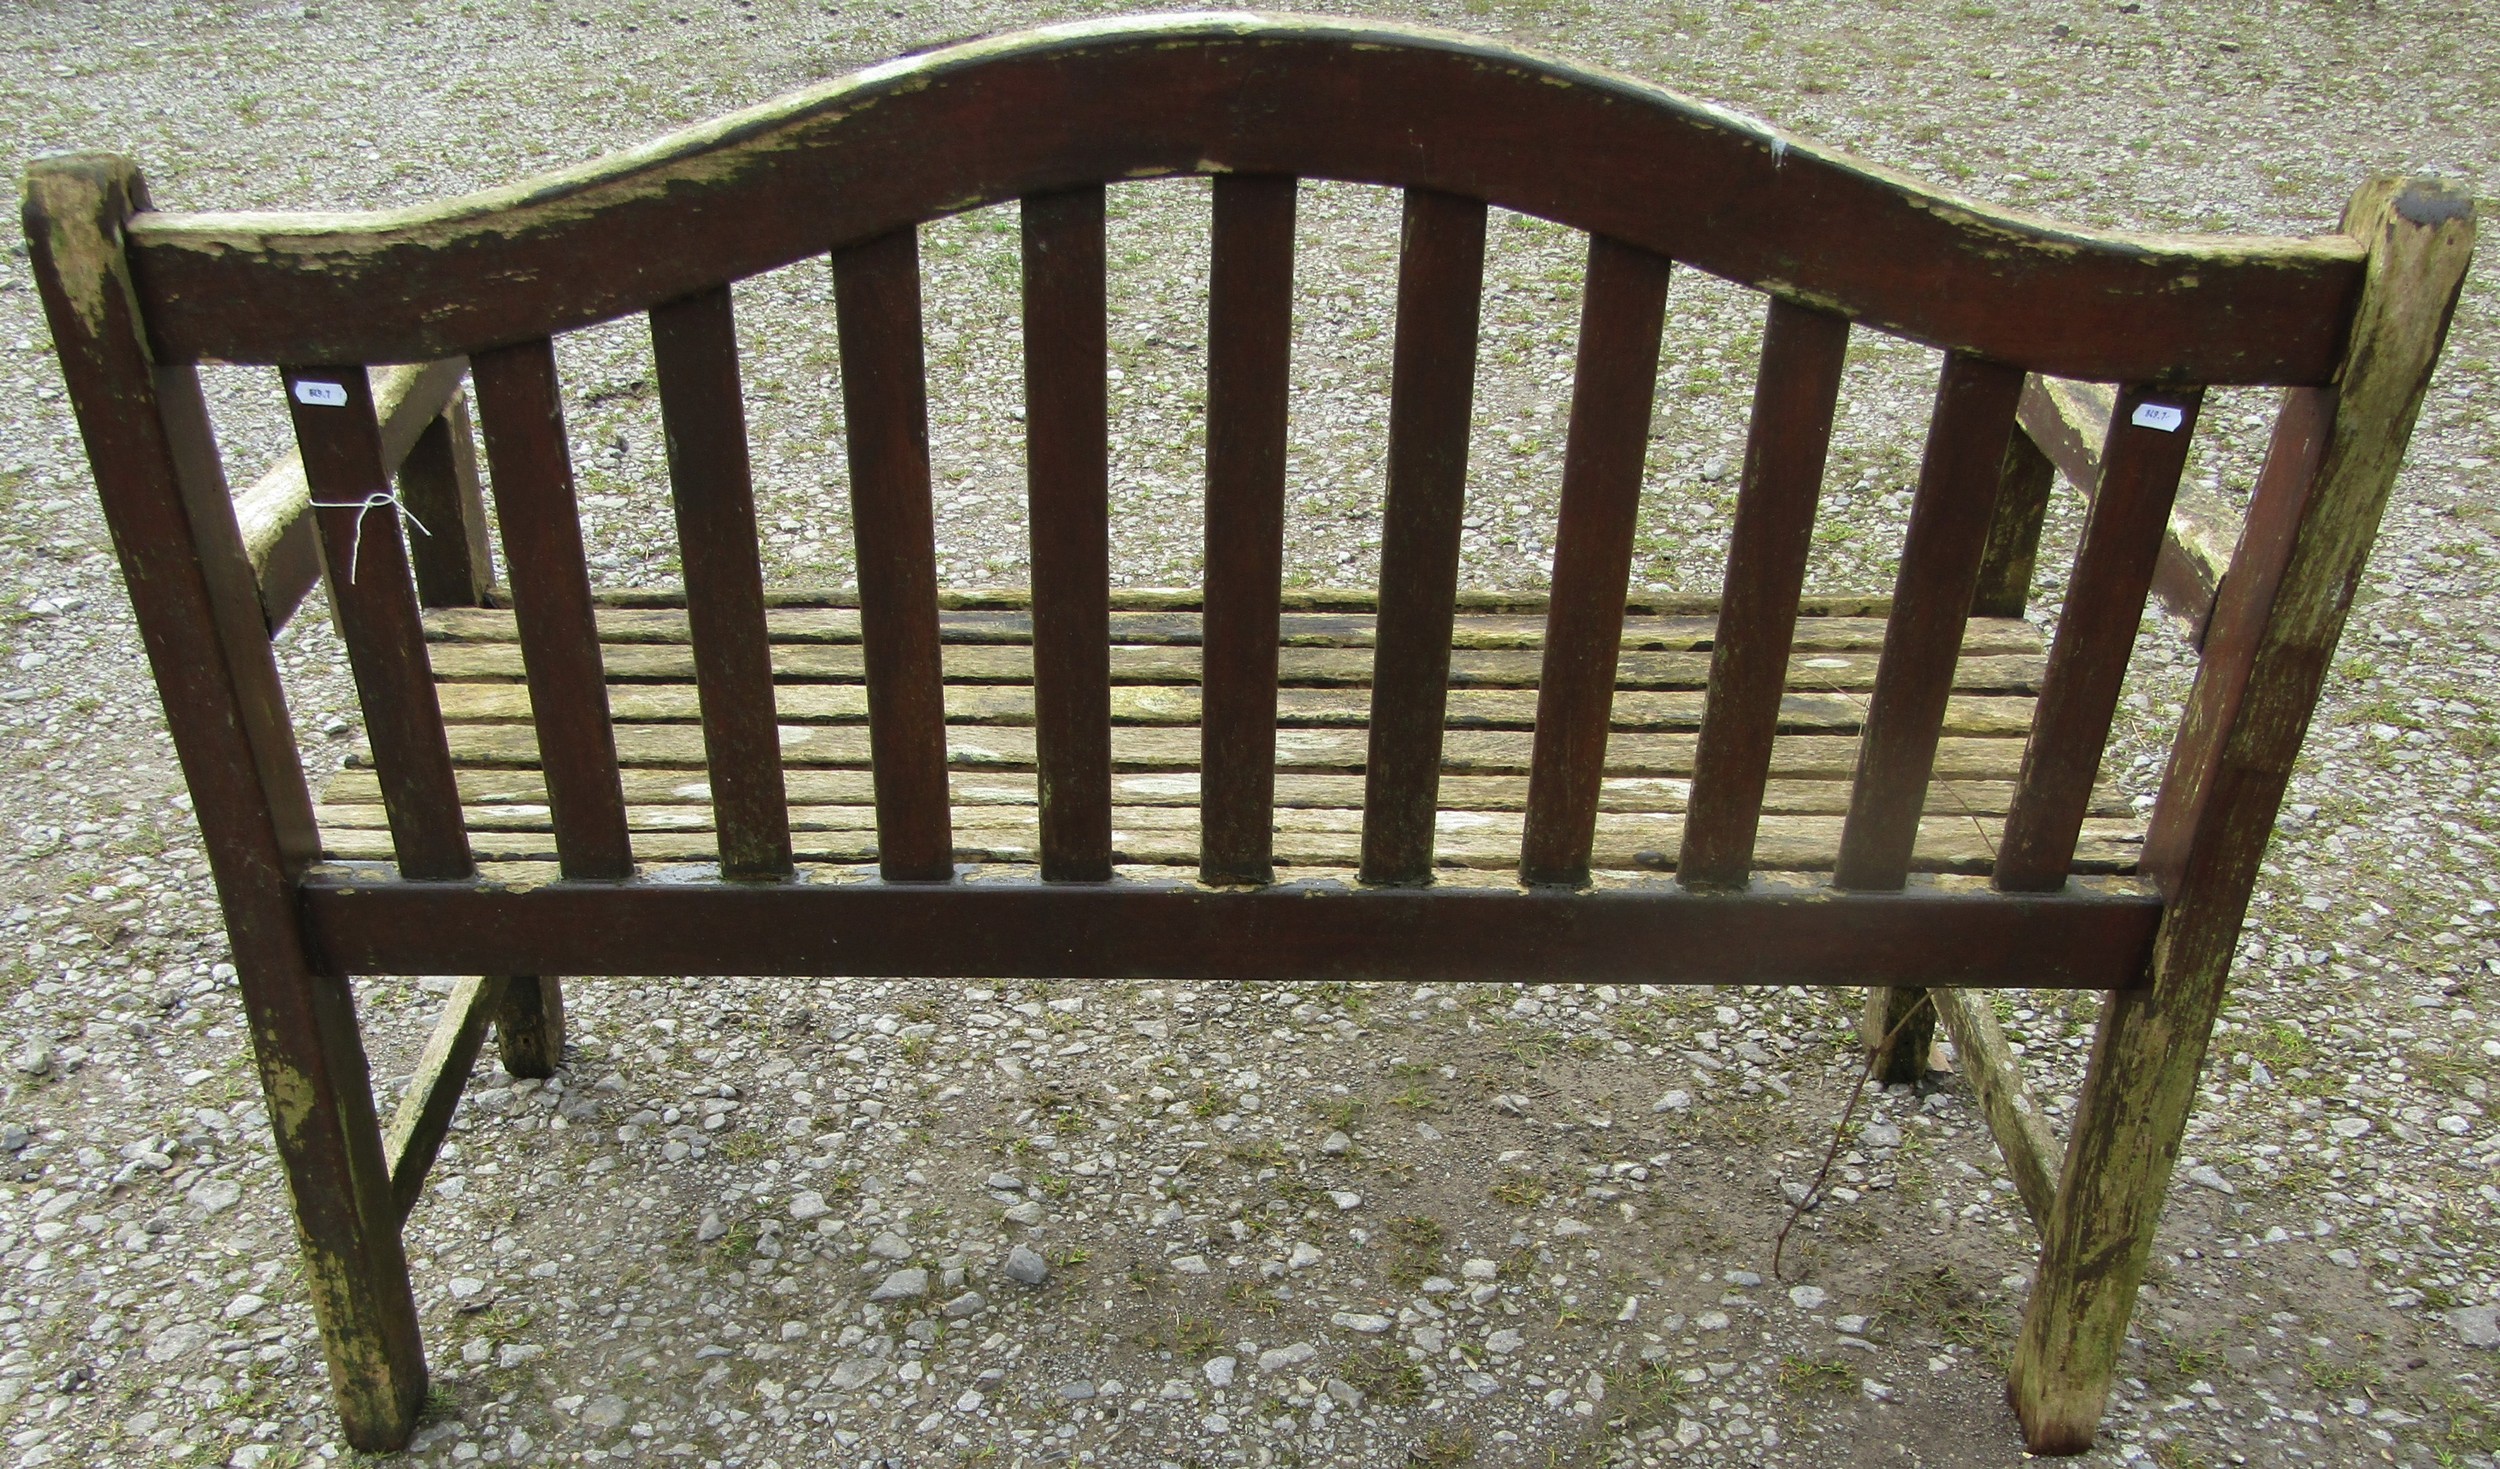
[1861,984,1934,1085]
[494,974,566,1079]
[241,962,428,1449]
[2009,952,2227,1453]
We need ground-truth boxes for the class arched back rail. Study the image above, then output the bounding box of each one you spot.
[122,13,2363,383]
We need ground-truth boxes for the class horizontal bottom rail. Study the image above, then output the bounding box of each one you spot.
[303,871,2159,991]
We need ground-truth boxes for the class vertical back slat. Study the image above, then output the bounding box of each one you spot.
[1200,174,1298,885]
[469,338,633,880]
[1970,425,2059,619]
[396,393,496,609]
[1995,386,2205,890]
[1022,185,1115,882]
[1677,300,1852,888]
[650,284,794,880]
[831,228,954,882]
[1360,189,1488,885]
[1835,350,2025,889]
[1518,235,1673,885]
[285,366,472,881]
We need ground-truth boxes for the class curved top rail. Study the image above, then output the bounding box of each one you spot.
[115,11,2362,382]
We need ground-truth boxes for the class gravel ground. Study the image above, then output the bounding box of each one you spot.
[4,2,2498,1466]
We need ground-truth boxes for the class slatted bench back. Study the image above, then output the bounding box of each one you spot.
[60,14,2383,990]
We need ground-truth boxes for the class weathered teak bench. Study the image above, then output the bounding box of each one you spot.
[23,13,2470,1455]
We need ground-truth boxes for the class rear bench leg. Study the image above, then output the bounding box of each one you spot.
[495,975,565,1078]
[1860,984,1935,1085]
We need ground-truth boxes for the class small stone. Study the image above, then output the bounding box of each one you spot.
[697,1211,727,1242]
[2447,1305,2500,1349]
[1003,1244,1050,1286]
[1257,1342,1316,1373]
[869,1268,929,1302]
[1057,1380,1095,1401]
[2327,1248,2362,1269]
[984,1171,1024,1192]
[1287,1242,1324,1270]
[222,1293,265,1320]
[1652,1089,1691,1113]
[144,1323,210,1364]
[941,1291,987,1319]
[1727,1270,1763,1287]
[1203,1355,1236,1388]
[1172,1254,1211,1275]
[1553,1217,1593,1238]
[1860,1121,1902,1149]
[2185,1164,2234,1194]
[1484,1328,1525,1355]
[447,1277,488,1303]
[829,1361,884,1390]
[1319,1130,1351,1155]
[498,1343,544,1368]
[2329,1116,2373,1139]
[1834,1314,1868,1336]
[230,1446,271,1469]
[1861,1378,1896,1403]
[2437,1115,2473,1136]
[1002,1200,1046,1226]
[1324,1377,1365,1408]
[867,1230,913,1260]
[1697,1311,1731,1331]
[580,1392,628,1430]
[789,1190,828,1222]
[1700,456,1731,482]
[1327,1189,1362,1211]
[1331,1312,1393,1335]
[12,1042,54,1077]
[187,1177,244,1215]
[1460,1257,1499,1281]
[1789,1284,1828,1311]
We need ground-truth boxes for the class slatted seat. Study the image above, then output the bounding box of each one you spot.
[25,12,2470,1458]
[313,591,2147,874]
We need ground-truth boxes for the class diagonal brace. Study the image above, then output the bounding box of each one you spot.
[382,974,507,1222]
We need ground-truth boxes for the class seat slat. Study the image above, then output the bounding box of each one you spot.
[421,603,2047,655]
[831,228,954,881]
[1995,386,2203,891]
[470,337,633,879]
[1836,350,2026,891]
[1521,235,1673,886]
[1200,173,1298,884]
[1678,298,1851,888]
[286,365,472,880]
[416,722,2042,780]
[1022,185,1116,882]
[1361,189,1488,884]
[324,766,2133,819]
[649,285,794,879]
[428,680,2041,736]
[424,640,2045,692]
[315,808,2145,873]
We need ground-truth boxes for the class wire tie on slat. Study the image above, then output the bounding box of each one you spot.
[308,488,430,584]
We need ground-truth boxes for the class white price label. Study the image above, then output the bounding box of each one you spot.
[292,380,349,408]
[2130,402,2185,433]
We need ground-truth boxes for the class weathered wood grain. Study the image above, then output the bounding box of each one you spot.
[2011,179,2474,1457]
[1362,189,1485,883]
[125,17,2362,385]
[1680,299,1849,887]
[383,974,507,1222]
[1199,173,1297,884]
[1521,235,1671,886]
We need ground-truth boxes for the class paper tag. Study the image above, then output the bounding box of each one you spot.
[292,380,349,408]
[2130,402,2185,433]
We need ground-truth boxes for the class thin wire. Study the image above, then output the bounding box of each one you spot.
[1773,988,1934,1282]
[310,488,429,584]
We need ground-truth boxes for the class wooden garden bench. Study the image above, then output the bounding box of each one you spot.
[23,13,2470,1455]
